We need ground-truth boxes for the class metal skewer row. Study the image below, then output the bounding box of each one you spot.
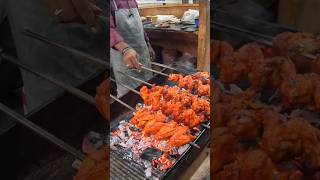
[111,74,210,130]
[0,53,85,160]
[212,21,318,60]
[0,53,99,160]
[0,102,86,161]
[23,29,184,76]
[24,29,210,125]
[0,53,96,106]
[109,95,201,149]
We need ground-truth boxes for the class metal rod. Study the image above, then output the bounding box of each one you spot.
[23,29,110,68]
[201,124,210,129]
[110,78,140,95]
[212,21,273,42]
[139,64,169,77]
[0,102,86,160]
[213,21,317,60]
[118,71,153,87]
[189,142,200,149]
[151,62,186,73]
[110,94,136,111]
[1,53,96,106]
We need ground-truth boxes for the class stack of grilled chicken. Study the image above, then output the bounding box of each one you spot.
[212,32,320,179]
[130,72,210,149]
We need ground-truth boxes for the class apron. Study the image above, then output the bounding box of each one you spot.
[2,0,107,115]
[110,0,152,98]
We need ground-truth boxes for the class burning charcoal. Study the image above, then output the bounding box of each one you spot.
[145,167,152,178]
[110,136,121,147]
[136,103,144,109]
[124,130,129,137]
[178,144,190,155]
[141,148,164,161]
[129,126,140,132]
[118,131,128,141]
[125,136,135,148]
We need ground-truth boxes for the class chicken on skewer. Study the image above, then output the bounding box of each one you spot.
[273,32,320,74]
[140,85,210,128]
[168,72,210,97]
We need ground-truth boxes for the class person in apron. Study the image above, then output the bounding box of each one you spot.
[0,0,107,132]
[110,0,153,97]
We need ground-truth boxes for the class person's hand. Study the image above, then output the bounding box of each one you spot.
[149,46,156,61]
[123,48,141,70]
[41,0,103,32]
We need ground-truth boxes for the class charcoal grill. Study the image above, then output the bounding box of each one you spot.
[109,68,210,179]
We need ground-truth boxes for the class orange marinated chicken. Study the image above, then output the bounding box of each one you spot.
[155,121,178,140]
[273,32,320,73]
[214,149,277,180]
[130,108,166,128]
[280,73,320,111]
[140,85,209,127]
[211,40,234,65]
[168,73,210,97]
[95,78,109,121]
[168,126,194,147]
[178,109,203,128]
[74,147,109,180]
[142,120,165,137]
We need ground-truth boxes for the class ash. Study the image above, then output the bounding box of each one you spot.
[110,120,190,179]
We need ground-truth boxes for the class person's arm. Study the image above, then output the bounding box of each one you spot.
[110,11,141,69]
[41,0,103,32]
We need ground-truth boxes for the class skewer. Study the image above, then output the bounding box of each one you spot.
[112,75,210,130]
[24,29,177,76]
[151,62,194,74]
[23,29,110,68]
[0,53,96,106]
[118,71,153,87]
[0,102,86,161]
[213,21,317,60]
[110,95,201,149]
[110,94,136,111]
[110,78,140,95]
[189,142,200,149]
[139,64,169,77]
[201,123,210,129]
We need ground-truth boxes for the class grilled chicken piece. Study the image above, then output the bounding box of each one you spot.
[168,73,210,97]
[168,126,194,147]
[280,73,320,111]
[74,146,109,180]
[217,43,264,85]
[142,120,165,137]
[261,117,320,169]
[214,149,277,180]
[211,127,237,173]
[155,121,178,140]
[273,32,320,73]
[95,78,109,121]
[178,109,202,128]
[211,40,234,65]
[130,108,166,129]
[140,84,209,128]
